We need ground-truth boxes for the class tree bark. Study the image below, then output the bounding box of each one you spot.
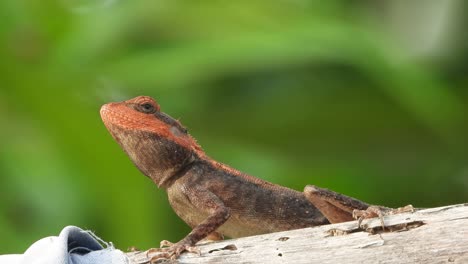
[126,203,468,264]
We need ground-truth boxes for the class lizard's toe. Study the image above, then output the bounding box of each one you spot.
[159,240,174,248]
[353,204,415,229]
[353,206,387,228]
[146,240,200,262]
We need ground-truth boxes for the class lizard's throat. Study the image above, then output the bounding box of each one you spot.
[156,159,195,188]
[109,127,196,189]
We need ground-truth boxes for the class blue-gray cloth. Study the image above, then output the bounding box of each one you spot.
[0,226,129,264]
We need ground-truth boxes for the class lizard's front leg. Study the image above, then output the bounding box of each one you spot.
[147,187,230,262]
[304,185,414,226]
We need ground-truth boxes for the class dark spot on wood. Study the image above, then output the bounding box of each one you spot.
[208,244,237,253]
[326,228,359,236]
[277,237,289,241]
[223,244,237,251]
[366,220,425,234]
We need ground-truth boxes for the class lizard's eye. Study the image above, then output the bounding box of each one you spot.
[139,103,157,114]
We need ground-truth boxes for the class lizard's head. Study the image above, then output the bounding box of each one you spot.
[100,96,202,188]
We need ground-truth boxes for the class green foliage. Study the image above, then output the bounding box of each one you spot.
[1,0,467,254]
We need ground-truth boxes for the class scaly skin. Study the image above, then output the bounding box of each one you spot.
[100,96,410,261]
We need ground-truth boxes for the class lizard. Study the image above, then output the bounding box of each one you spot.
[100,95,413,262]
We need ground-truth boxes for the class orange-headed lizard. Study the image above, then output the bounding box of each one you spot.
[100,96,413,262]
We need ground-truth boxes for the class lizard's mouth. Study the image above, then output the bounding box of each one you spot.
[100,103,118,129]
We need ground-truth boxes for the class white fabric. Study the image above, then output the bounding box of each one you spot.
[0,226,128,264]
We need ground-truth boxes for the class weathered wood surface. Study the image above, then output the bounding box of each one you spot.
[126,204,468,264]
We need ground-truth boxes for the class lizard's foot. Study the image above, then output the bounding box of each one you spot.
[353,204,414,229]
[304,185,415,229]
[146,240,200,263]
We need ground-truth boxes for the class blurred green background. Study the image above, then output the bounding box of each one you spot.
[1,0,467,254]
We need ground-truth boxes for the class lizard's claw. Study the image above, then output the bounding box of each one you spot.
[159,240,174,248]
[353,204,414,229]
[353,205,388,228]
[147,240,201,263]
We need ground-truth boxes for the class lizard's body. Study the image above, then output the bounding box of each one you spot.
[168,159,328,238]
[100,96,407,261]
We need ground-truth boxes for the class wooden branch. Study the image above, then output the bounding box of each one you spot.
[126,204,468,263]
